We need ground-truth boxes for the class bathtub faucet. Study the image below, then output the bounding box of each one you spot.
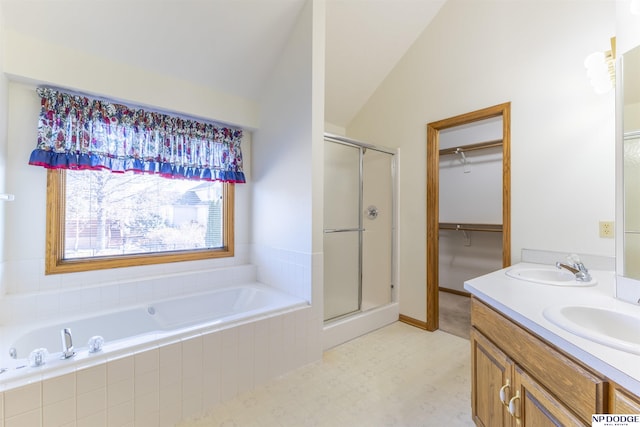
[60,328,75,359]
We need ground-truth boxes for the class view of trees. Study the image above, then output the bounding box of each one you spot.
[63,169,223,259]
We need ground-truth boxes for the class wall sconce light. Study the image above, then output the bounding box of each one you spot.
[584,37,616,94]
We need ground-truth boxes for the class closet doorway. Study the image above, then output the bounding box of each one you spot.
[425,103,511,331]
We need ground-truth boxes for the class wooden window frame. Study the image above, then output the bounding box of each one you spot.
[45,169,235,275]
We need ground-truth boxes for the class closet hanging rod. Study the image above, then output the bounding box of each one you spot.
[439,222,503,232]
[439,139,503,156]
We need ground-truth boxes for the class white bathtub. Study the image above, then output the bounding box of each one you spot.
[1,283,308,382]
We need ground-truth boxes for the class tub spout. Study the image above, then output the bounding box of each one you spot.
[61,328,75,359]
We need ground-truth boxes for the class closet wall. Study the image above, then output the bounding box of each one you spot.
[438,117,504,293]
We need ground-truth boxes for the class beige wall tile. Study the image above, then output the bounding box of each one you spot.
[181,391,202,422]
[135,369,159,397]
[252,320,271,387]
[107,401,133,427]
[77,365,106,395]
[236,324,255,395]
[158,381,181,426]
[107,356,133,385]
[5,408,41,427]
[221,327,238,350]
[134,390,159,425]
[201,331,222,410]
[134,349,158,376]
[107,379,133,409]
[159,382,181,409]
[220,345,239,401]
[159,344,182,388]
[181,373,202,398]
[4,383,41,419]
[43,372,75,406]
[181,337,203,380]
[181,338,203,399]
[158,402,181,427]
[43,397,75,427]
[134,409,159,427]
[202,331,222,378]
[76,387,106,420]
[159,342,181,368]
[201,382,220,411]
[76,410,106,427]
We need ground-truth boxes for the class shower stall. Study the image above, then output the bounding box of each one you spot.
[624,130,640,279]
[322,133,398,349]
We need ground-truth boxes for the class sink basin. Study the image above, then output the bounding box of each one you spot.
[505,267,597,286]
[543,305,640,354]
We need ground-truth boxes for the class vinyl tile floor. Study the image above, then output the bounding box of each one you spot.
[178,321,473,427]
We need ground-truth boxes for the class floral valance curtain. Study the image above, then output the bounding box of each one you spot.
[28,87,246,183]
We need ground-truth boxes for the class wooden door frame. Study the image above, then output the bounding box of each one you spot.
[426,103,511,331]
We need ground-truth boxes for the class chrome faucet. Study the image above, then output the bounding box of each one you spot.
[556,254,592,282]
[60,328,75,359]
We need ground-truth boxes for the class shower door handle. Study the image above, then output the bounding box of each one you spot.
[323,228,365,233]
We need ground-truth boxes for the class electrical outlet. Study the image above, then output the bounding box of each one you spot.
[599,221,614,238]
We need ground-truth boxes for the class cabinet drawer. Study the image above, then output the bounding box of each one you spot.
[471,298,605,422]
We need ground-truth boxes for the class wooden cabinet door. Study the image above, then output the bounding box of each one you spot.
[610,384,640,414]
[471,328,513,427]
[513,366,588,427]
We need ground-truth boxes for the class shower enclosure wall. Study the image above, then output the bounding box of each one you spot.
[624,130,640,278]
[322,134,398,349]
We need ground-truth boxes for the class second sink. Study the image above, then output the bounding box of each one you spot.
[543,305,640,355]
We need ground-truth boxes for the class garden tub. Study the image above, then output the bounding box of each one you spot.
[0,283,308,384]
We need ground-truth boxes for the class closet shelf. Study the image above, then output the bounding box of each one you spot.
[439,222,503,233]
[439,139,503,156]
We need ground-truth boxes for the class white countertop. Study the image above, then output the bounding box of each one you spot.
[464,262,640,396]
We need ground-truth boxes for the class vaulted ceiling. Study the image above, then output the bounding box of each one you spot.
[1,0,445,128]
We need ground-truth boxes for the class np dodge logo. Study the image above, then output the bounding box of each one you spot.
[592,414,640,426]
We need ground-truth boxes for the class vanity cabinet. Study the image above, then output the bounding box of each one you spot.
[470,330,512,426]
[610,384,640,414]
[471,297,606,426]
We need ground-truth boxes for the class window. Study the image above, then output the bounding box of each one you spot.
[46,169,235,274]
[29,87,245,274]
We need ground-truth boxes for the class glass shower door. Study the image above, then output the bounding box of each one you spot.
[324,141,361,321]
[361,149,393,311]
[624,133,640,278]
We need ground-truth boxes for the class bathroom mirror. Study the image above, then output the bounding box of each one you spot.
[619,44,640,282]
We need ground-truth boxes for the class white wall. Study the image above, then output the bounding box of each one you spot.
[347,0,616,322]
[0,1,8,279]
[251,0,324,359]
[2,29,259,130]
[617,0,640,55]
